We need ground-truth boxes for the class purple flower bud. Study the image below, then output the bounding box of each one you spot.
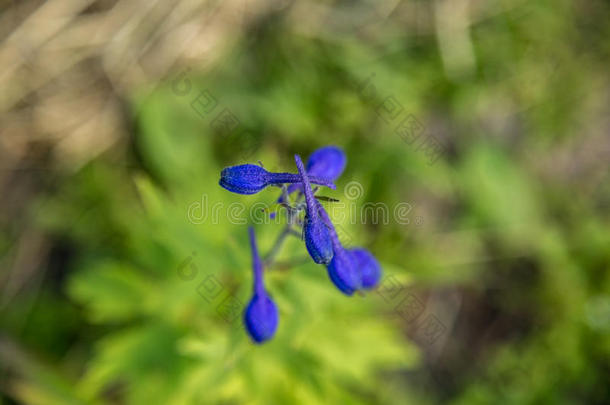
[283,146,347,199]
[327,245,360,295]
[220,164,336,195]
[244,227,278,343]
[317,202,361,295]
[295,154,333,264]
[307,145,348,179]
[348,248,382,289]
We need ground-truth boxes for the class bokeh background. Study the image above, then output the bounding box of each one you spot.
[1,0,610,404]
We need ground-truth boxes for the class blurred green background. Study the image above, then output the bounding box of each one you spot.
[1,0,610,404]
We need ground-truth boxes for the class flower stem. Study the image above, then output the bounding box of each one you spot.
[262,181,312,269]
[263,224,292,268]
[248,227,265,296]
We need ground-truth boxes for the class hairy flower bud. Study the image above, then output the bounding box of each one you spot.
[349,248,382,289]
[295,155,333,264]
[244,227,279,343]
[283,146,346,198]
[220,164,336,195]
[317,202,362,295]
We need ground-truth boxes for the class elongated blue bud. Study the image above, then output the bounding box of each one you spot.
[318,202,361,295]
[348,248,381,289]
[307,145,347,179]
[283,146,347,198]
[295,155,333,264]
[220,164,336,195]
[244,227,279,343]
[326,243,360,295]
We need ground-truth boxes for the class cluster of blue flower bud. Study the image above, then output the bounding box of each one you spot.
[219,146,382,343]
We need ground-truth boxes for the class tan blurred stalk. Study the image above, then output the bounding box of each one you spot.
[0,0,271,310]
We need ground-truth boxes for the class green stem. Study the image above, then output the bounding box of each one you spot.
[263,224,292,268]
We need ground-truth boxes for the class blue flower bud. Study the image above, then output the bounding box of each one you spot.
[348,248,382,289]
[327,246,360,295]
[284,146,347,198]
[220,164,336,195]
[307,145,348,179]
[317,202,361,295]
[244,227,278,343]
[245,295,279,344]
[294,154,333,264]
